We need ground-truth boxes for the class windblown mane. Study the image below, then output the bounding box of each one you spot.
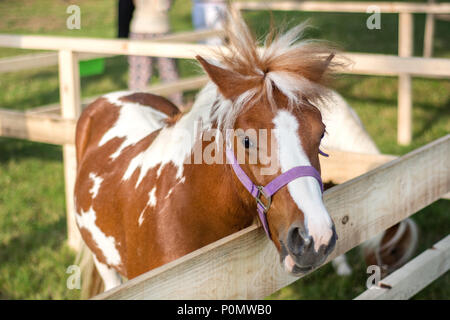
[201,12,345,131]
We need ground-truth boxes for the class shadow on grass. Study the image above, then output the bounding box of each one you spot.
[413,98,450,140]
[0,69,60,111]
[0,138,62,164]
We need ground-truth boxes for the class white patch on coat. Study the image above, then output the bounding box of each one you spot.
[75,207,122,266]
[138,187,157,226]
[93,255,122,291]
[88,173,103,198]
[138,210,146,227]
[121,83,217,186]
[165,187,174,199]
[148,187,157,207]
[123,152,145,181]
[98,91,169,159]
[273,110,333,252]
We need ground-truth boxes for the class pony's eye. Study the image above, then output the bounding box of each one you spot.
[242,136,253,149]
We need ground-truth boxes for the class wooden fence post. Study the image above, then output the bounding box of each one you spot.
[398,12,414,145]
[58,50,82,251]
[424,0,435,58]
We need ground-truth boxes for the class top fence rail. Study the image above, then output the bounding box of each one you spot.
[0,34,449,78]
[0,29,219,58]
[233,1,450,14]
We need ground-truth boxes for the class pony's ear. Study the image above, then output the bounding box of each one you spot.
[314,53,335,82]
[196,55,257,100]
[322,53,335,74]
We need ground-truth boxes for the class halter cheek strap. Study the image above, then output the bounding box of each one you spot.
[319,149,329,157]
[226,148,324,239]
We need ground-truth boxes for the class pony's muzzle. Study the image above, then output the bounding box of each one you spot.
[283,224,337,274]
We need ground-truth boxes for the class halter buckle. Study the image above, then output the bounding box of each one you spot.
[255,186,272,213]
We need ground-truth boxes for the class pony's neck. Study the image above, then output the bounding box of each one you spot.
[169,84,257,235]
[181,82,219,130]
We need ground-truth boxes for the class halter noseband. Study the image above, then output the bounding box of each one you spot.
[226,148,327,239]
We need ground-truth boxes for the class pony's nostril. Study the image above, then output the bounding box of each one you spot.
[287,227,309,256]
[303,236,312,248]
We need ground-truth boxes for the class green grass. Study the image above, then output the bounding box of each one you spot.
[0,0,448,299]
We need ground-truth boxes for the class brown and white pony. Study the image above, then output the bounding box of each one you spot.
[74,16,416,292]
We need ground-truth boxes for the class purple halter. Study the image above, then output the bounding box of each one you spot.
[226,148,327,239]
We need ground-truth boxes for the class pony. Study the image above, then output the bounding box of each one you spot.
[74,14,417,293]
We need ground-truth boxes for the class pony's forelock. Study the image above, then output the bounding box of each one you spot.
[202,12,346,130]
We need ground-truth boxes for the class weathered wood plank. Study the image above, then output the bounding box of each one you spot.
[233,1,450,14]
[0,30,221,74]
[0,52,113,74]
[23,75,209,118]
[0,35,213,58]
[147,75,209,97]
[94,135,449,300]
[320,150,397,184]
[355,235,450,300]
[397,13,414,145]
[59,50,82,251]
[1,34,449,78]
[0,109,75,145]
[423,0,436,58]
[342,53,450,78]
[25,104,61,115]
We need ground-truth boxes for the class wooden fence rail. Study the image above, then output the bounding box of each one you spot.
[355,235,450,300]
[233,1,450,13]
[1,34,450,77]
[0,29,221,74]
[94,135,449,299]
[0,109,75,145]
[18,75,210,117]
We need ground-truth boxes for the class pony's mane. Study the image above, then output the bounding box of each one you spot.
[199,12,345,131]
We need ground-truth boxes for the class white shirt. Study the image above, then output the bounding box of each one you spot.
[130,0,172,34]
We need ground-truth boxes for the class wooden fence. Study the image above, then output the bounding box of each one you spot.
[232,1,450,145]
[0,24,449,299]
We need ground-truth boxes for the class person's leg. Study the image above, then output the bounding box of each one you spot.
[157,56,183,106]
[203,3,227,45]
[117,0,135,38]
[128,33,153,91]
[192,2,207,31]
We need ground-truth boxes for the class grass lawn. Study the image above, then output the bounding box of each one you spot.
[0,0,448,299]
